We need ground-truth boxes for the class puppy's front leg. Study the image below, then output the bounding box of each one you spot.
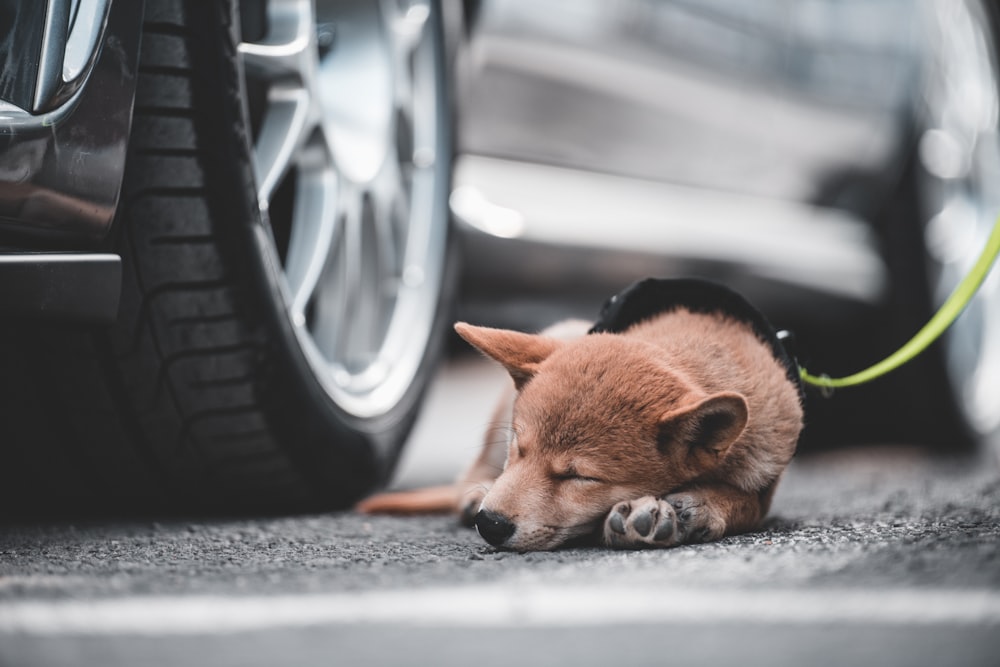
[602,482,775,549]
[454,386,515,525]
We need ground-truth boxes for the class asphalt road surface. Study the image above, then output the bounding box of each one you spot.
[1,355,999,667]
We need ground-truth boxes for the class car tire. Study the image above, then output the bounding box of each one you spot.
[877,0,1000,453]
[0,0,455,515]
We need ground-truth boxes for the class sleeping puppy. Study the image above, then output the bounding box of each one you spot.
[359,279,804,551]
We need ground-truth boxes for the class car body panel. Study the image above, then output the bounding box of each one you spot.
[0,0,143,247]
[458,0,919,205]
[451,0,924,325]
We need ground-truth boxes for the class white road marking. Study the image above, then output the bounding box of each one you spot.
[1,585,999,635]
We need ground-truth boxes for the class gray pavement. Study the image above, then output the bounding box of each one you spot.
[1,356,999,666]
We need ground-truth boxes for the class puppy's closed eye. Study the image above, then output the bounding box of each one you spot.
[552,468,603,483]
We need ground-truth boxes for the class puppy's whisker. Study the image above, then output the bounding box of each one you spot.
[482,420,516,430]
[544,517,602,532]
[480,421,521,436]
[461,482,490,497]
[481,425,517,439]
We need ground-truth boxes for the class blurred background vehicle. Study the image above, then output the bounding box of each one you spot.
[1,0,998,516]
[448,0,1000,454]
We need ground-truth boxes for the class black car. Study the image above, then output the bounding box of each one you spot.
[0,0,463,513]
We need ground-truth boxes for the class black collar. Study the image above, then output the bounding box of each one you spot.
[589,278,805,405]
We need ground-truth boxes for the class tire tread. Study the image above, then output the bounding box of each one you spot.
[83,0,309,510]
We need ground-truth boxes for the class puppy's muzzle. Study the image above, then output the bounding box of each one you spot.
[475,509,515,547]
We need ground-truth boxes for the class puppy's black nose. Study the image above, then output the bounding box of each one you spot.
[475,509,515,547]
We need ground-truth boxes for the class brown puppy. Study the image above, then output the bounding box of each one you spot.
[359,280,804,551]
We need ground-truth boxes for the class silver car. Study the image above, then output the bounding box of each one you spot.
[451,0,1000,453]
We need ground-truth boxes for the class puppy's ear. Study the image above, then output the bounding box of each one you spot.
[454,322,562,389]
[656,392,748,465]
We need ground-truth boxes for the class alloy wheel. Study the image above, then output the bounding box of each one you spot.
[237,0,449,419]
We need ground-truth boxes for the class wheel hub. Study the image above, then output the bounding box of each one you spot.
[315,2,394,184]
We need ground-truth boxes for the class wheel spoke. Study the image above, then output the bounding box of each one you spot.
[253,86,313,208]
[384,0,430,54]
[341,185,365,314]
[369,155,407,285]
[241,0,320,207]
[238,0,315,80]
[340,190,378,366]
[283,144,339,325]
[408,11,438,170]
[401,159,435,280]
[311,183,363,363]
[382,0,429,106]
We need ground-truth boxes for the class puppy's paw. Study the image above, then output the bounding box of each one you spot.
[663,492,726,544]
[603,496,680,549]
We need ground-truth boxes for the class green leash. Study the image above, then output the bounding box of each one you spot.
[799,214,1000,392]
